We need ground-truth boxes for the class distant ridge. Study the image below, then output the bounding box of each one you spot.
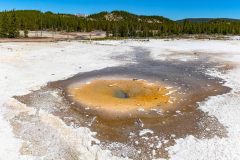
[177,18,240,23]
[89,10,173,23]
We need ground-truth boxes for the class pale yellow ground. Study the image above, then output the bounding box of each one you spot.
[67,79,171,114]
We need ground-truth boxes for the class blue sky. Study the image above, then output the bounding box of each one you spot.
[0,0,240,20]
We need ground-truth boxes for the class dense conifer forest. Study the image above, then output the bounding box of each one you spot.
[0,10,240,38]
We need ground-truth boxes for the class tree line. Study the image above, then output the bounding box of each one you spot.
[0,10,240,38]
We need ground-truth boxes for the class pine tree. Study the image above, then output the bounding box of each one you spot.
[8,10,19,38]
[119,23,129,37]
[0,12,9,38]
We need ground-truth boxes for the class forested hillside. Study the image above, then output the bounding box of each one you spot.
[1,10,240,38]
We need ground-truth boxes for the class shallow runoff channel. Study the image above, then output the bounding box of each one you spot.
[15,47,232,159]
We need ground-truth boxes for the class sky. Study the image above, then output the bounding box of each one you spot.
[0,0,240,20]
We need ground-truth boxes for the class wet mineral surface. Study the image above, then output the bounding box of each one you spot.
[15,48,232,159]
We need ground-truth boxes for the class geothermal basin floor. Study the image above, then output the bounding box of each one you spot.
[1,39,240,160]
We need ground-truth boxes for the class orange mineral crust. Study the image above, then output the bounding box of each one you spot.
[67,79,175,115]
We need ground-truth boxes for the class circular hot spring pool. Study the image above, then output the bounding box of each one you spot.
[67,79,173,117]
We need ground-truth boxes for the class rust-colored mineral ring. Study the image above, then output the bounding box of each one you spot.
[67,79,176,116]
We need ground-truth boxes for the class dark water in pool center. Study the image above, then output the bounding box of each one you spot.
[114,90,130,99]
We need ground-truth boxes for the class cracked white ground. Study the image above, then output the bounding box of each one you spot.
[1,39,240,160]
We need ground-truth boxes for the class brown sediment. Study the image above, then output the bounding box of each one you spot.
[67,79,174,117]
[15,74,230,159]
